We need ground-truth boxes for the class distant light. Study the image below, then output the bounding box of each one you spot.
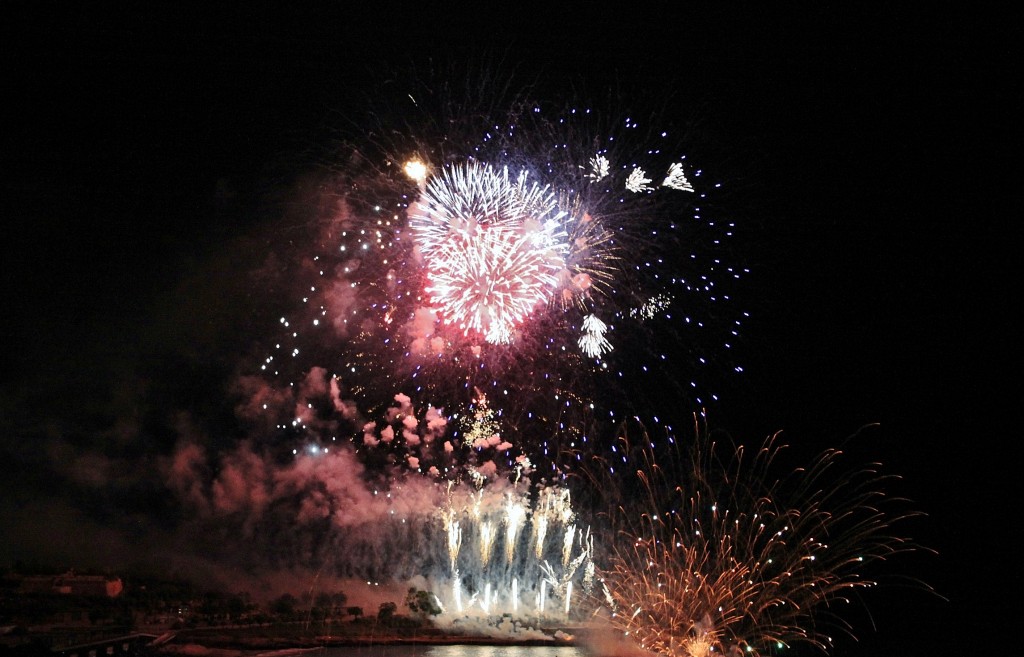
[404,159,428,184]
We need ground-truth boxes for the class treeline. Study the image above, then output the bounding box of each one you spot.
[2,567,442,631]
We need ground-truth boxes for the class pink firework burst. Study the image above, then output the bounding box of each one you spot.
[411,162,571,343]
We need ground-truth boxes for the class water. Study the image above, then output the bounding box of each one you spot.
[321,646,587,657]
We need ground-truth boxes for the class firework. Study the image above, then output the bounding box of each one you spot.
[435,474,594,618]
[578,314,613,358]
[247,71,748,481]
[410,162,574,344]
[578,422,923,656]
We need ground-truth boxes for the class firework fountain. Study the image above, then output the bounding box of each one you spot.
[437,480,594,619]
[339,388,598,621]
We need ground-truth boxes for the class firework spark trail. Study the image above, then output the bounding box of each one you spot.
[580,422,923,656]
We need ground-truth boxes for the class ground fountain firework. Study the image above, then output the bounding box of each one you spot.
[351,390,599,621]
[436,481,595,619]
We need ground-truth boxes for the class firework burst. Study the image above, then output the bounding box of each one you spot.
[410,162,574,344]
[578,421,924,656]
[247,68,748,481]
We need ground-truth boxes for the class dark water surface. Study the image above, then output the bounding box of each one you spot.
[321,646,588,657]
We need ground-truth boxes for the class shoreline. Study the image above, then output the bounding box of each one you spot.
[156,629,580,656]
[315,635,572,646]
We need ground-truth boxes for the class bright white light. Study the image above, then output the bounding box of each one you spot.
[626,167,654,193]
[662,162,694,192]
[404,159,428,184]
[578,314,613,358]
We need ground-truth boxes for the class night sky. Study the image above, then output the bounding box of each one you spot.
[3,4,1017,655]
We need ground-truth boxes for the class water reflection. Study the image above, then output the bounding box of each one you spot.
[324,645,587,657]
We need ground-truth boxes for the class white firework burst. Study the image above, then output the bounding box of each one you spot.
[662,162,694,192]
[410,161,619,344]
[578,314,613,358]
[588,154,610,181]
[625,167,654,193]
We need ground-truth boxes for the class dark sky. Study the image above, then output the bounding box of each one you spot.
[3,3,1017,655]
